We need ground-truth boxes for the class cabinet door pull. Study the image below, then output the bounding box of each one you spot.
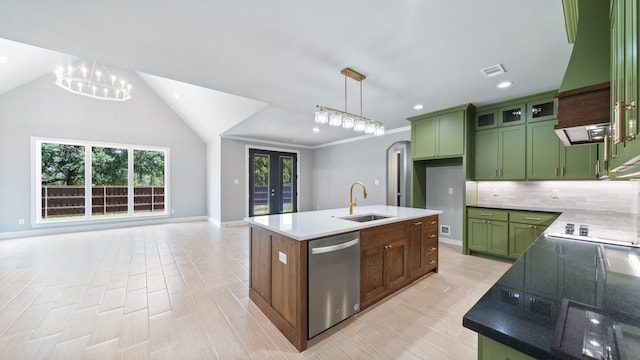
[428,234,436,238]
[413,221,423,226]
[494,169,498,178]
[429,221,437,225]
[528,225,533,229]
[428,260,436,265]
[615,101,625,144]
[486,221,491,224]
[429,247,437,251]
[554,167,558,177]
[525,217,541,221]
[561,167,565,176]
[480,213,493,216]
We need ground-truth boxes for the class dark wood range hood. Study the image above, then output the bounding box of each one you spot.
[554,82,610,146]
[554,0,610,146]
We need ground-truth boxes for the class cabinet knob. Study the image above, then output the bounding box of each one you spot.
[429,247,437,251]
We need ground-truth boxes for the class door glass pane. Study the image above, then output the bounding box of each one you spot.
[280,156,293,213]
[531,101,554,118]
[92,147,128,217]
[40,143,86,221]
[502,107,522,123]
[134,150,165,214]
[253,154,270,215]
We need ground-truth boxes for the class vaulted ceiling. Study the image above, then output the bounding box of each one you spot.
[0,1,573,147]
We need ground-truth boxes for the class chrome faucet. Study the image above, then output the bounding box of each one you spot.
[348,181,367,215]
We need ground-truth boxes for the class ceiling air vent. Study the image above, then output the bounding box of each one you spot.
[480,64,506,78]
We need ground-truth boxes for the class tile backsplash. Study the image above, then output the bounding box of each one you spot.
[473,181,639,214]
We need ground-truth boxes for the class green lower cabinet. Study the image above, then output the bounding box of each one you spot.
[478,335,535,360]
[467,218,508,257]
[508,223,543,259]
[467,208,558,260]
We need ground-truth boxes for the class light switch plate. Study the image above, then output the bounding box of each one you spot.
[278,251,287,264]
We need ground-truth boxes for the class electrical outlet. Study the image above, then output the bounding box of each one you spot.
[448,187,453,195]
[18,219,24,225]
[552,190,560,199]
[171,209,175,214]
[374,179,379,185]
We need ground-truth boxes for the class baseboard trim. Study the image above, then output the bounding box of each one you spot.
[0,216,208,240]
[222,220,248,227]
[439,237,462,246]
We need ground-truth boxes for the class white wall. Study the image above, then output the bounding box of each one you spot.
[220,137,313,223]
[312,129,411,210]
[0,69,207,236]
[427,164,464,243]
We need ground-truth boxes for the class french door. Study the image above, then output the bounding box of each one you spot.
[249,149,297,216]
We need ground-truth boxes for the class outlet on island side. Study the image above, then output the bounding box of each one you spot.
[552,190,560,199]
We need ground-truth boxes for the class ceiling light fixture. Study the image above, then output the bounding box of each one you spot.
[54,60,132,101]
[315,67,384,136]
[497,81,513,88]
[413,104,424,110]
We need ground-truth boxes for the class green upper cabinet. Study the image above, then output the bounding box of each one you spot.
[474,126,526,180]
[609,0,640,177]
[527,120,598,180]
[409,105,472,160]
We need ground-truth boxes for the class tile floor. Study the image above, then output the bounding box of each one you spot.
[0,221,511,359]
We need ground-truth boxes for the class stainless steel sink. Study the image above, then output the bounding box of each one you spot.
[339,214,393,222]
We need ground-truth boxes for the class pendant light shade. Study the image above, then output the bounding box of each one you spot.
[314,67,384,136]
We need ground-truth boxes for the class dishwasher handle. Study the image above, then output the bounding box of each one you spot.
[311,238,359,255]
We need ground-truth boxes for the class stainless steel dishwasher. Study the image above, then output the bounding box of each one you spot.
[308,231,360,338]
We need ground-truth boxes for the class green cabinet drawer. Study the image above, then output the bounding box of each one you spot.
[509,211,558,226]
[467,208,509,222]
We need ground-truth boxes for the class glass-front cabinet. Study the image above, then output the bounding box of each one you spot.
[527,96,556,122]
[499,104,526,127]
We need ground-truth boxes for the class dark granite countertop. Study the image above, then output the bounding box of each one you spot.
[463,235,640,359]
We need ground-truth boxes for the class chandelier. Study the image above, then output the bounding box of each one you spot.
[54,60,132,101]
[315,67,384,136]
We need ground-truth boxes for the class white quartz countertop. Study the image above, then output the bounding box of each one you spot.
[244,205,442,241]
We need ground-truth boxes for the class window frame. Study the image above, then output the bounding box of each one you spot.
[32,136,170,226]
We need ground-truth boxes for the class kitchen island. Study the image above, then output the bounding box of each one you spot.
[245,205,442,351]
[463,209,640,359]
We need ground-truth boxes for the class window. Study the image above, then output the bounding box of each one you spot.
[34,138,168,223]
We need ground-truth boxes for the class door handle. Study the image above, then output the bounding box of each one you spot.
[311,238,359,255]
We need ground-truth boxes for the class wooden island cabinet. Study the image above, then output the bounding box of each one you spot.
[248,211,440,351]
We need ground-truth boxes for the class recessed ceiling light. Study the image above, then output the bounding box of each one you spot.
[313,127,320,133]
[413,104,424,110]
[0,56,8,63]
[497,81,512,89]
[173,92,180,99]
